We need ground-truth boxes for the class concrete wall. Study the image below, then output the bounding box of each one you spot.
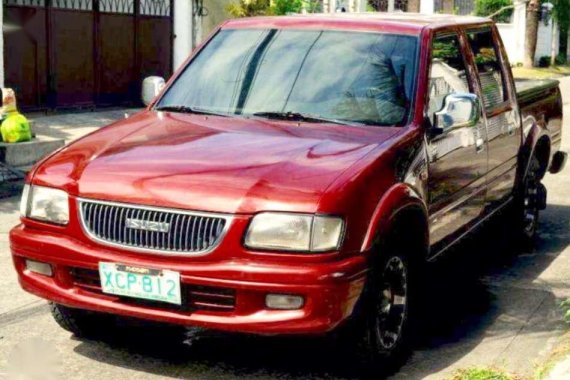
[200,0,232,42]
[536,20,559,62]
[420,0,434,14]
[496,0,559,66]
[497,22,524,64]
[497,0,526,65]
[173,0,194,71]
[173,0,232,71]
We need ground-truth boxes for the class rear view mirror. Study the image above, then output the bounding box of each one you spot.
[432,93,481,136]
[141,76,165,106]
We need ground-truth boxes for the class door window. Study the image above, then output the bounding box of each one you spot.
[427,33,471,123]
[466,28,509,111]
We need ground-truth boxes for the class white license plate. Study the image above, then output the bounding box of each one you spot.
[98,262,181,305]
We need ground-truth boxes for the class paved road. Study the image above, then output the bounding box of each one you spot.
[1,81,570,379]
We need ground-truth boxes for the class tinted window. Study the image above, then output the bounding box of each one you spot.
[466,28,508,110]
[158,29,419,126]
[428,33,471,121]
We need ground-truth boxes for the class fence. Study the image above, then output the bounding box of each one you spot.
[369,0,409,11]
[434,0,474,15]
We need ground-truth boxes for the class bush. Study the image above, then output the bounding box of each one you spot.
[474,0,513,23]
[562,299,570,323]
[538,56,552,68]
[555,54,567,65]
[226,0,321,17]
[271,0,303,15]
[226,0,271,18]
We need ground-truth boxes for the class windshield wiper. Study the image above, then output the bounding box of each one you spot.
[252,111,364,127]
[155,105,230,118]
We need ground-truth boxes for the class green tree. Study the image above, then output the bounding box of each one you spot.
[552,0,570,62]
[226,0,271,17]
[226,0,321,17]
[474,0,513,23]
[271,0,304,14]
[524,0,540,68]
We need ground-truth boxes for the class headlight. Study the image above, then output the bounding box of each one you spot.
[19,184,30,216]
[21,185,69,225]
[244,213,344,252]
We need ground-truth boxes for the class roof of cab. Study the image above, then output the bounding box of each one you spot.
[223,13,492,35]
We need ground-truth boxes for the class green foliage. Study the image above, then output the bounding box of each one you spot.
[225,0,321,17]
[272,0,322,14]
[552,0,570,31]
[433,41,460,60]
[555,54,567,65]
[271,0,303,14]
[226,0,271,17]
[474,0,513,23]
[450,367,519,380]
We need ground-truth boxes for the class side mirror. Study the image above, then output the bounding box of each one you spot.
[141,76,165,106]
[432,93,481,137]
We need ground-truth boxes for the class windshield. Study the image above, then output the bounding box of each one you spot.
[157,29,419,126]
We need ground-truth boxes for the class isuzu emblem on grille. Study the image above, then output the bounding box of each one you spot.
[125,218,171,233]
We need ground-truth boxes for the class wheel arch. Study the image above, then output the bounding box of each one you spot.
[533,135,551,179]
[361,183,429,261]
[519,120,551,183]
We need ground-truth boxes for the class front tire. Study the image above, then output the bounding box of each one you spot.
[339,242,420,373]
[50,303,115,338]
[359,252,413,365]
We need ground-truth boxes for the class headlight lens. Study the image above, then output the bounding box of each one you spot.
[245,213,344,252]
[22,185,69,225]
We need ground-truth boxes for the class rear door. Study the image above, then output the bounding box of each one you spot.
[464,26,521,211]
[426,31,489,248]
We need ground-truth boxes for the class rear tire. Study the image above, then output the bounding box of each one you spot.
[511,155,546,247]
[50,303,115,338]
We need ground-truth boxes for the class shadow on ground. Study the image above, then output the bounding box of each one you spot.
[71,204,570,380]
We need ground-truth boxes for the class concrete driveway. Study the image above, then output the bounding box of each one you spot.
[1,81,570,379]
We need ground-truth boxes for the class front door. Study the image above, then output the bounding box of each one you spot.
[426,31,488,249]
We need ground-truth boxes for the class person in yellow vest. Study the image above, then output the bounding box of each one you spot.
[0,88,32,143]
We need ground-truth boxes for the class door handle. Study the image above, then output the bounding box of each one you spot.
[476,137,485,153]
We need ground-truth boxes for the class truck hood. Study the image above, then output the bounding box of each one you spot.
[33,111,398,214]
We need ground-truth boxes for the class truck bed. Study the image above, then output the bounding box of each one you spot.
[515,78,563,157]
[515,78,560,109]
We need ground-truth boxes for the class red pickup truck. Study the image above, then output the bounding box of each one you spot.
[11,14,566,364]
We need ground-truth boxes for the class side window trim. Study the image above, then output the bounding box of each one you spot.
[425,30,476,124]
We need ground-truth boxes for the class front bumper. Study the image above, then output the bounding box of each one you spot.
[10,224,367,335]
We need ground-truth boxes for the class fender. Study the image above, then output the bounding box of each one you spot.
[361,182,428,252]
[519,115,550,181]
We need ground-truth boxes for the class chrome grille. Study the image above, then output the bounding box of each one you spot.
[78,199,229,255]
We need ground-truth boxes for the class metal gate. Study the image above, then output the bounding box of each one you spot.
[434,0,475,15]
[3,0,173,110]
[369,0,409,12]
